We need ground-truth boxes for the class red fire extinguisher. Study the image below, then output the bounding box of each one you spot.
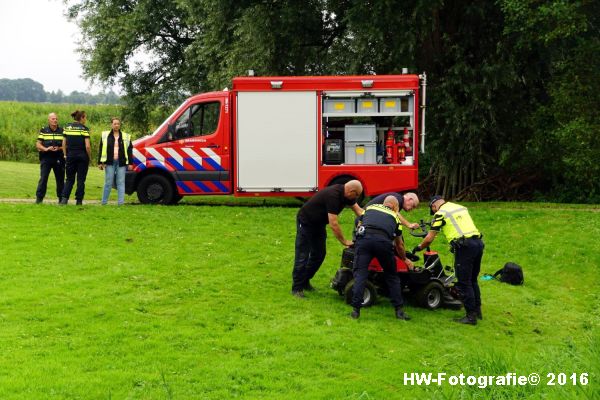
[385,128,396,164]
[397,142,406,163]
[403,127,411,154]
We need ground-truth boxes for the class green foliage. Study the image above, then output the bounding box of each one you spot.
[64,0,600,202]
[500,0,600,202]
[0,102,130,163]
[0,78,120,104]
[0,78,46,102]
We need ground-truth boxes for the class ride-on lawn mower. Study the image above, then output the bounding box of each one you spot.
[330,220,462,310]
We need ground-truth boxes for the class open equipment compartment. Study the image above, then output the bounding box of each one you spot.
[321,91,416,166]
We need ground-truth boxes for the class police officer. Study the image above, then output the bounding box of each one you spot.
[361,191,421,229]
[60,110,91,206]
[35,113,64,203]
[350,196,413,320]
[413,196,484,325]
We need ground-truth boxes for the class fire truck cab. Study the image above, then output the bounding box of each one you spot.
[125,73,426,204]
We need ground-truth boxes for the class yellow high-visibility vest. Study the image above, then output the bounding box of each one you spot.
[365,204,402,230]
[432,202,480,242]
[100,130,131,164]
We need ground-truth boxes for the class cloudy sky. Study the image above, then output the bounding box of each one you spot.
[0,0,113,94]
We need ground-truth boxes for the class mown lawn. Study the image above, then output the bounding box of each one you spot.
[0,162,598,399]
[0,161,300,206]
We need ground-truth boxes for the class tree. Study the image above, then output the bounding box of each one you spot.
[67,0,600,201]
[500,0,600,202]
[0,78,46,102]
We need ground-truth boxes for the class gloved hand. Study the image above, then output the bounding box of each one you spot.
[412,245,423,254]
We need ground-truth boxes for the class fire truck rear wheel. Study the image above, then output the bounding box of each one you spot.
[137,175,174,204]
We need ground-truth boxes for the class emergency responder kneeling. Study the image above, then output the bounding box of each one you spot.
[413,196,485,325]
[350,196,414,320]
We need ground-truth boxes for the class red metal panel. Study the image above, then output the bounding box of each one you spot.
[318,165,419,197]
[232,75,419,92]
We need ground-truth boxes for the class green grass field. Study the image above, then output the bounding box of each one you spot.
[0,161,598,399]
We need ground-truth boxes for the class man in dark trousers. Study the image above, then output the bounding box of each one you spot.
[291,180,363,298]
[350,196,413,320]
[414,196,484,325]
[35,113,64,203]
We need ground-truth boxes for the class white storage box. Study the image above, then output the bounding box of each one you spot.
[324,99,355,114]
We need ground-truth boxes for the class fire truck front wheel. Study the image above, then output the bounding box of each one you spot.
[137,174,175,204]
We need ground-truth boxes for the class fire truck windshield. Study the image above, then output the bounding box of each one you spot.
[150,100,190,137]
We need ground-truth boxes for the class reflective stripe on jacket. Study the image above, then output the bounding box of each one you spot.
[431,202,480,242]
[37,126,63,147]
[63,122,90,155]
[99,130,131,165]
[360,204,402,240]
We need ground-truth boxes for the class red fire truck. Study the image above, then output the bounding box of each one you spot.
[125,73,427,204]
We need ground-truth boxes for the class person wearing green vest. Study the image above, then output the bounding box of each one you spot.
[413,196,484,325]
[97,117,133,205]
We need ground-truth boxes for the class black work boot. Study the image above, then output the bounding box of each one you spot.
[291,290,305,299]
[455,312,477,325]
[76,200,83,206]
[59,198,68,205]
[395,307,411,320]
[476,307,483,320]
[35,197,43,204]
[350,308,360,319]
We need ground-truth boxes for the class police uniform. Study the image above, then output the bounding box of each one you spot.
[35,125,64,202]
[365,192,404,208]
[351,204,405,313]
[61,122,90,204]
[430,202,484,319]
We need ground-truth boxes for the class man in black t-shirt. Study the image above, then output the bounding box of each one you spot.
[291,180,363,297]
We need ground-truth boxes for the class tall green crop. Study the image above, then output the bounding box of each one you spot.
[0,101,139,163]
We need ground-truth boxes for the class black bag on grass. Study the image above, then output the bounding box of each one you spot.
[493,262,524,285]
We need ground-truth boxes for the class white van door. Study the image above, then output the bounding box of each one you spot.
[236,91,318,192]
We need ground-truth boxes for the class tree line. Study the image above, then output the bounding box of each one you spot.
[0,78,120,105]
[67,0,600,203]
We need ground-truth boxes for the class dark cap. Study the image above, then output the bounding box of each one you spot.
[429,195,443,215]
